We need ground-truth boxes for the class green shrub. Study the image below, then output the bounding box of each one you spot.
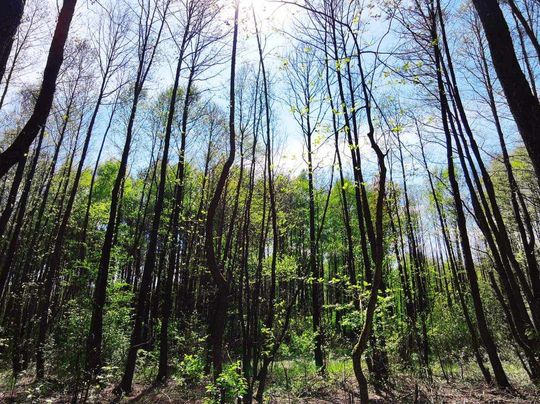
[205,361,247,403]
[177,354,205,386]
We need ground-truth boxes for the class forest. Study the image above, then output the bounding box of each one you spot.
[0,0,539,402]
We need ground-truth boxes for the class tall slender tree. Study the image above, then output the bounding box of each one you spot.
[0,0,78,178]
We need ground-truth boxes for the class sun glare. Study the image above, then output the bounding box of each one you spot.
[247,0,291,30]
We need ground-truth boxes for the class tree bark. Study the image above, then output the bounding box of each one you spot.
[0,0,24,84]
[472,0,540,182]
[0,0,78,179]
[205,0,239,378]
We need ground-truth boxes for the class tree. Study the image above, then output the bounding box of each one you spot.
[471,0,540,182]
[0,0,78,178]
[204,0,239,379]
[0,0,25,84]
[87,0,168,378]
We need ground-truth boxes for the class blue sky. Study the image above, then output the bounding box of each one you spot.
[0,0,529,193]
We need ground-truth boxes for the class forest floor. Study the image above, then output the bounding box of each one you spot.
[2,375,538,403]
[107,376,539,403]
[1,360,539,403]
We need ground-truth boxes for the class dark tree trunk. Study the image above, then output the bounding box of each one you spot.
[252,10,281,399]
[155,36,189,383]
[79,98,118,260]
[472,0,540,182]
[0,0,24,84]
[0,157,26,240]
[205,0,239,378]
[7,128,44,376]
[417,128,493,384]
[87,2,167,379]
[430,8,511,385]
[0,0,78,179]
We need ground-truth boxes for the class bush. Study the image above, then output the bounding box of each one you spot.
[205,361,247,403]
[176,354,205,386]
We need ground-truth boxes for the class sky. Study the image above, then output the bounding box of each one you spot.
[0,0,401,178]
[0,0,529,198]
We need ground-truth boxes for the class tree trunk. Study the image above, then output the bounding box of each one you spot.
[0,0,78,179]
[472,0,540,182]
[0,0,24,84]
[205,0,239,378]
